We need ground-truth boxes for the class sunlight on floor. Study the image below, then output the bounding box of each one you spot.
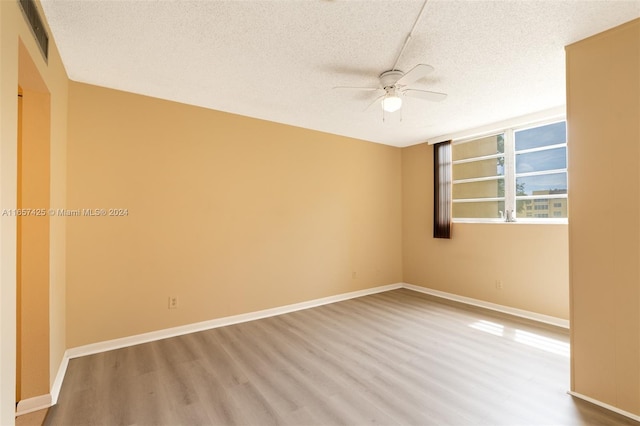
[514,329,570,357]
[470,320,570,357]
[469,319,504,336]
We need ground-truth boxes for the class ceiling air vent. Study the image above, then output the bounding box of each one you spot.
[18,0,49,61]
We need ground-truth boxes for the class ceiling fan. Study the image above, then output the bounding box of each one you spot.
[334,63,447,113]
[333,0,446,117]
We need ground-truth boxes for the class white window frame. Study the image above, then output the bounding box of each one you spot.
[451,117,568,224]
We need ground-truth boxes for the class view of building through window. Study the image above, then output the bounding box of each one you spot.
[452,121,567,221]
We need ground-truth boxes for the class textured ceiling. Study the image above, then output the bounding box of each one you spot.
[41,0,639,147]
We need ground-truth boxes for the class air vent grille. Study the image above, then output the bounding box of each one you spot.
[18,0,49,61]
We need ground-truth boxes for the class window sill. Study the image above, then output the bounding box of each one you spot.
[453,218,568,225]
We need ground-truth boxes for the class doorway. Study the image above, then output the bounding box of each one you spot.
[15,40,51,412]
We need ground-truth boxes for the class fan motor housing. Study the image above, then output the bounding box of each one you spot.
[379,70,404,89]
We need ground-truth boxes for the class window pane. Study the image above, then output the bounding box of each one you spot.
[516,147,567,173]
[453,179,505,199]
[453,157,505,180]
[517,198,568,218]
[515,121,566,151]
[453,134,504,161]
[516,172,567,196]
[453,201,505,219]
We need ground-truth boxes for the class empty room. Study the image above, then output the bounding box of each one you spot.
[1,0,639,425]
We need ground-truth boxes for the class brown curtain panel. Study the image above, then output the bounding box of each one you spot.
[433,140,452,239]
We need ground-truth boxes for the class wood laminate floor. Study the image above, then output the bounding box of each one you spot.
[16,408,48,426]
[45,289,639,425]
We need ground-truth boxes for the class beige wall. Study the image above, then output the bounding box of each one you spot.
[66,82,403,347]
[0,0,68,423]
[17,84,51,400]
[567,19,640,415]
[2,2,637,422]
[402,143,570,320]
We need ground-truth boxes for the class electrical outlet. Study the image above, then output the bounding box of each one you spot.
[495,280,503,290]
[168,296,178,309]
[352,271,357,279]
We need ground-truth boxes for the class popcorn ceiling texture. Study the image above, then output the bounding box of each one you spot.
[41,0,639,147]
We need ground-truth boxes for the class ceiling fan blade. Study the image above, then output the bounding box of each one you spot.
[404,89,447,102]
[333,86,381,91]
[396,64,435,86]
[365,94,385,111]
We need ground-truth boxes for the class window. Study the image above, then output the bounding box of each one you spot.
[452,120,567,222]
[452,133,505,219]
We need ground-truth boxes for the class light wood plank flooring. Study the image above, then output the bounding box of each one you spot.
[45,289,639,425]
[16,408,48,426]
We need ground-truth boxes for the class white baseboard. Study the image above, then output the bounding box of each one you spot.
[402,283,569,329]
[15,394,51,416]
[568,391,640,422]
[64,283,403,362]
[51,281,570,408]
[50,353,69,405]
[50,283,403,403]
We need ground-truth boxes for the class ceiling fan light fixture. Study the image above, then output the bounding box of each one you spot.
[382,94,402,112]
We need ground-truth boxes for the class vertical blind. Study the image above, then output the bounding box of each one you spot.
[433,141,452,239]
